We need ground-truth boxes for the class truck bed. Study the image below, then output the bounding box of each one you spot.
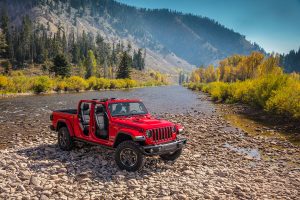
[51,109,78,131]
[54,109,77,114]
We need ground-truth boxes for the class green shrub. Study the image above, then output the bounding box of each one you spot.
[8,76,31,93]
[66,76,88,92]
[31,76,52,94]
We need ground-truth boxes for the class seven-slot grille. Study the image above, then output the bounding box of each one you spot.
[150,127,173,142]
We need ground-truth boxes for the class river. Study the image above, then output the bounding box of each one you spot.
[0,86,214,148]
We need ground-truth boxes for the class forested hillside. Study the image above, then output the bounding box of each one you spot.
[0,7,145,79]
[280,48,300,72]
[0,0,263,74]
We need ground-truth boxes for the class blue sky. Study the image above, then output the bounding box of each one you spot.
[116,0,300,54]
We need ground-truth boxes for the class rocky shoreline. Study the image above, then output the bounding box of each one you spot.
[0,110,299,199]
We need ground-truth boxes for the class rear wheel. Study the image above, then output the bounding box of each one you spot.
[160,148,183,161]
[115,141,145,172]
[58,127,74,151]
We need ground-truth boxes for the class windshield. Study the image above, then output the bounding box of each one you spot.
[109,102,148,116]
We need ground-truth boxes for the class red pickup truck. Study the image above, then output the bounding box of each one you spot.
[50,98,186,171]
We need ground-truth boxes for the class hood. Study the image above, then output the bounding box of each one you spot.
[113,115,173,129]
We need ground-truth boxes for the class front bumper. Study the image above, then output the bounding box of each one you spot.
[141,138,187,156]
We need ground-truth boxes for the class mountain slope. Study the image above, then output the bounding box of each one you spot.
[0,0,264,74]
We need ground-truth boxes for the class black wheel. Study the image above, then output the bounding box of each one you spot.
[160,148,183,161]
[58,127,74,151]
[115,141,145,172]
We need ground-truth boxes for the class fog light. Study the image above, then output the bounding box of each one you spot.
[135,136,146,141]
[178,128,184,134]
[172,126,176,133]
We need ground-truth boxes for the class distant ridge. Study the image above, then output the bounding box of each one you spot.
[0,0,264,73]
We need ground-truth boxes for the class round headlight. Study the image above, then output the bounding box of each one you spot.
[146,130,152,138]
[172,126,176,133]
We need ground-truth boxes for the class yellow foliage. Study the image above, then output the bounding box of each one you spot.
[187,52,300,119]
[66,76,88,92]
[97,78,111,89]
[188,74,300,119]
[87,76,98,90]
[124,79,137,88]
[265,77,300,118]
[109,79,126,89]
[53,78,67,92]
[10,76,31,93]
[190,71,200,82]
[206,82,228,101]
[0,71,167,95]
[31,76,52,94]
[0,75,8,89]
[10,70,25,77]
[190,52,284,83]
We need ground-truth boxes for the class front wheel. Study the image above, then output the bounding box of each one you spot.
[115,141,145,172]
[58,127,74,151]
[160,148,183,161]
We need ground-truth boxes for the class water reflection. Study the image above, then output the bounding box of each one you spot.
[224,142,261,160]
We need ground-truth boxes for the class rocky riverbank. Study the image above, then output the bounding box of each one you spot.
[0,110,299,199]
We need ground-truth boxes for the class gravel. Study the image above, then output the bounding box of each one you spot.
[0,111,299,199]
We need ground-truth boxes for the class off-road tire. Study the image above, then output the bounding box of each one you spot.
[160,148,183,161]
[58,127,74,151]
[115,141,145,172]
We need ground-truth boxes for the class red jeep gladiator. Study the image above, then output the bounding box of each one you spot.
[50,98,187,171]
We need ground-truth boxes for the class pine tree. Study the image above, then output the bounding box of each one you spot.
[117,51,131,79]
[1,7,11,59]
[72,44,80,64]
[21,16,33,63]
[111,42,117,66]
[52,54,71,77]
[103,58,108,78]
[178,71,183,85]
[0,31,8,57]
[2,60,12,74]
[132,48,145,70]
[132,50,137,69]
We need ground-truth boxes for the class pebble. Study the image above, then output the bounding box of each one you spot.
[30,176,41,186]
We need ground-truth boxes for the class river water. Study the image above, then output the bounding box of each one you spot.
[0,86,215,148]
[1,85,299,167]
